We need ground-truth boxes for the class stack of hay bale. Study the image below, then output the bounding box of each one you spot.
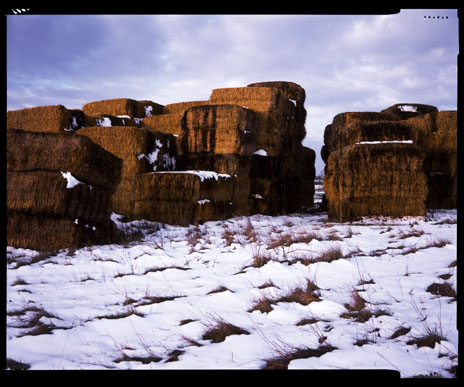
[322,103,457,222]
[7,81,316,234]
[76,126,177,219]
[7,128,122,250]
[208,81,315,215]
[388,105,457,209]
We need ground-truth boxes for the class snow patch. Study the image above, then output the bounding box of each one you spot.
[145,105,153,117]
[64,116,79,132]
[253,149,268,156]
[154,170,231,182]
[61,171,83,189]
[96,117,112,127]
[398,105,418,112]
[356,140,414,145]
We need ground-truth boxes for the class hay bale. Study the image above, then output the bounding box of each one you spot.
[209,86,295,115]
[127,171,235,225]
[209,86,301,156]
[324,143,427,221]
[330,121,415,151]
[381,103,438,120]
[135,171,234,203]
[142,114,185,157]
[7,105,89,133]
[82,98,164,118]
[77,126,177,178]
[163,101,209,114]
[247,81,307,130]
[7,129,122,194]
[7,171,113,225]
[180,104,256,155]
[247,81,306,104]
[406,110,457,208]
[7,212,116,250]
[324,112,401,153]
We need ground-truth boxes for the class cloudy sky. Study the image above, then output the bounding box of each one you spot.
[6,9,459,173]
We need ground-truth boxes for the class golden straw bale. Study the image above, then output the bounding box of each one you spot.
[247,81,307,128]
[163,101,209,114]
[330,121,415,151]
[209,87,295,115]
[77,126,177,177]
[141,113,184,157]
[82,98,164,118]
[7,129,122,194]
[180,104,256,155]
[178,153,250,177]
[138,100,165,117]
[134,172,234,203]
[7,105,82,133]
[209,87,302,156]
[325,112,401,152]
[125,172,236,224]
[111,177,136,217]
[7,171,113,225]
[7,212,117,250]
[247,81,306,104]
[406,110,457,208]
[381,103,438,120]
[324,143,427,221]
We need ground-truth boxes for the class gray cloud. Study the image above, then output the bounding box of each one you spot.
[7,11,459,173]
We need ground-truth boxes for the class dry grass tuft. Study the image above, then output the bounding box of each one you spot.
[276,280,321,305]
[201,317,250,343]
[248,295,275,313]
[263,343,337,370]
[426,282,456,300]
[316,245,345,263]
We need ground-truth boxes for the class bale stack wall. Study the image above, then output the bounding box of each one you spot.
[7,129,122,250]
[76,126,177,218]
[405,110,457,208]
[322,103,456,221]
[325,143,427,221]
[209,83,315,215]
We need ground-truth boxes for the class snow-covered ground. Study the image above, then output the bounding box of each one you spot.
[6,209,457,376]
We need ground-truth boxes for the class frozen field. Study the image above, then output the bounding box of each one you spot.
[6,209,457,376]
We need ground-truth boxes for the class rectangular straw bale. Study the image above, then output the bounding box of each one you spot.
[132,200,196,226]
[180,104,256,155]
[297,146,316,181]
[381,103,438,120]
[325,112,401,152]
[141,113,184,137]
[324,143,427,221]
[331,121,415,151]
[163,101,209,114]
[82,98,164,118]
[111,177,136,218]
[247,81,307,128]
[7,171,113,225]
[7,212,117,250]
[433,110,457,152]
[134,172,234,203]
[209,87,301,156]
[177,153,251,177]
[7,105,77,133]
[137,100,165,117]
[209,87,295,115]
[7,129,122,194]
[247,81,306,104]
[77,126,176,177]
